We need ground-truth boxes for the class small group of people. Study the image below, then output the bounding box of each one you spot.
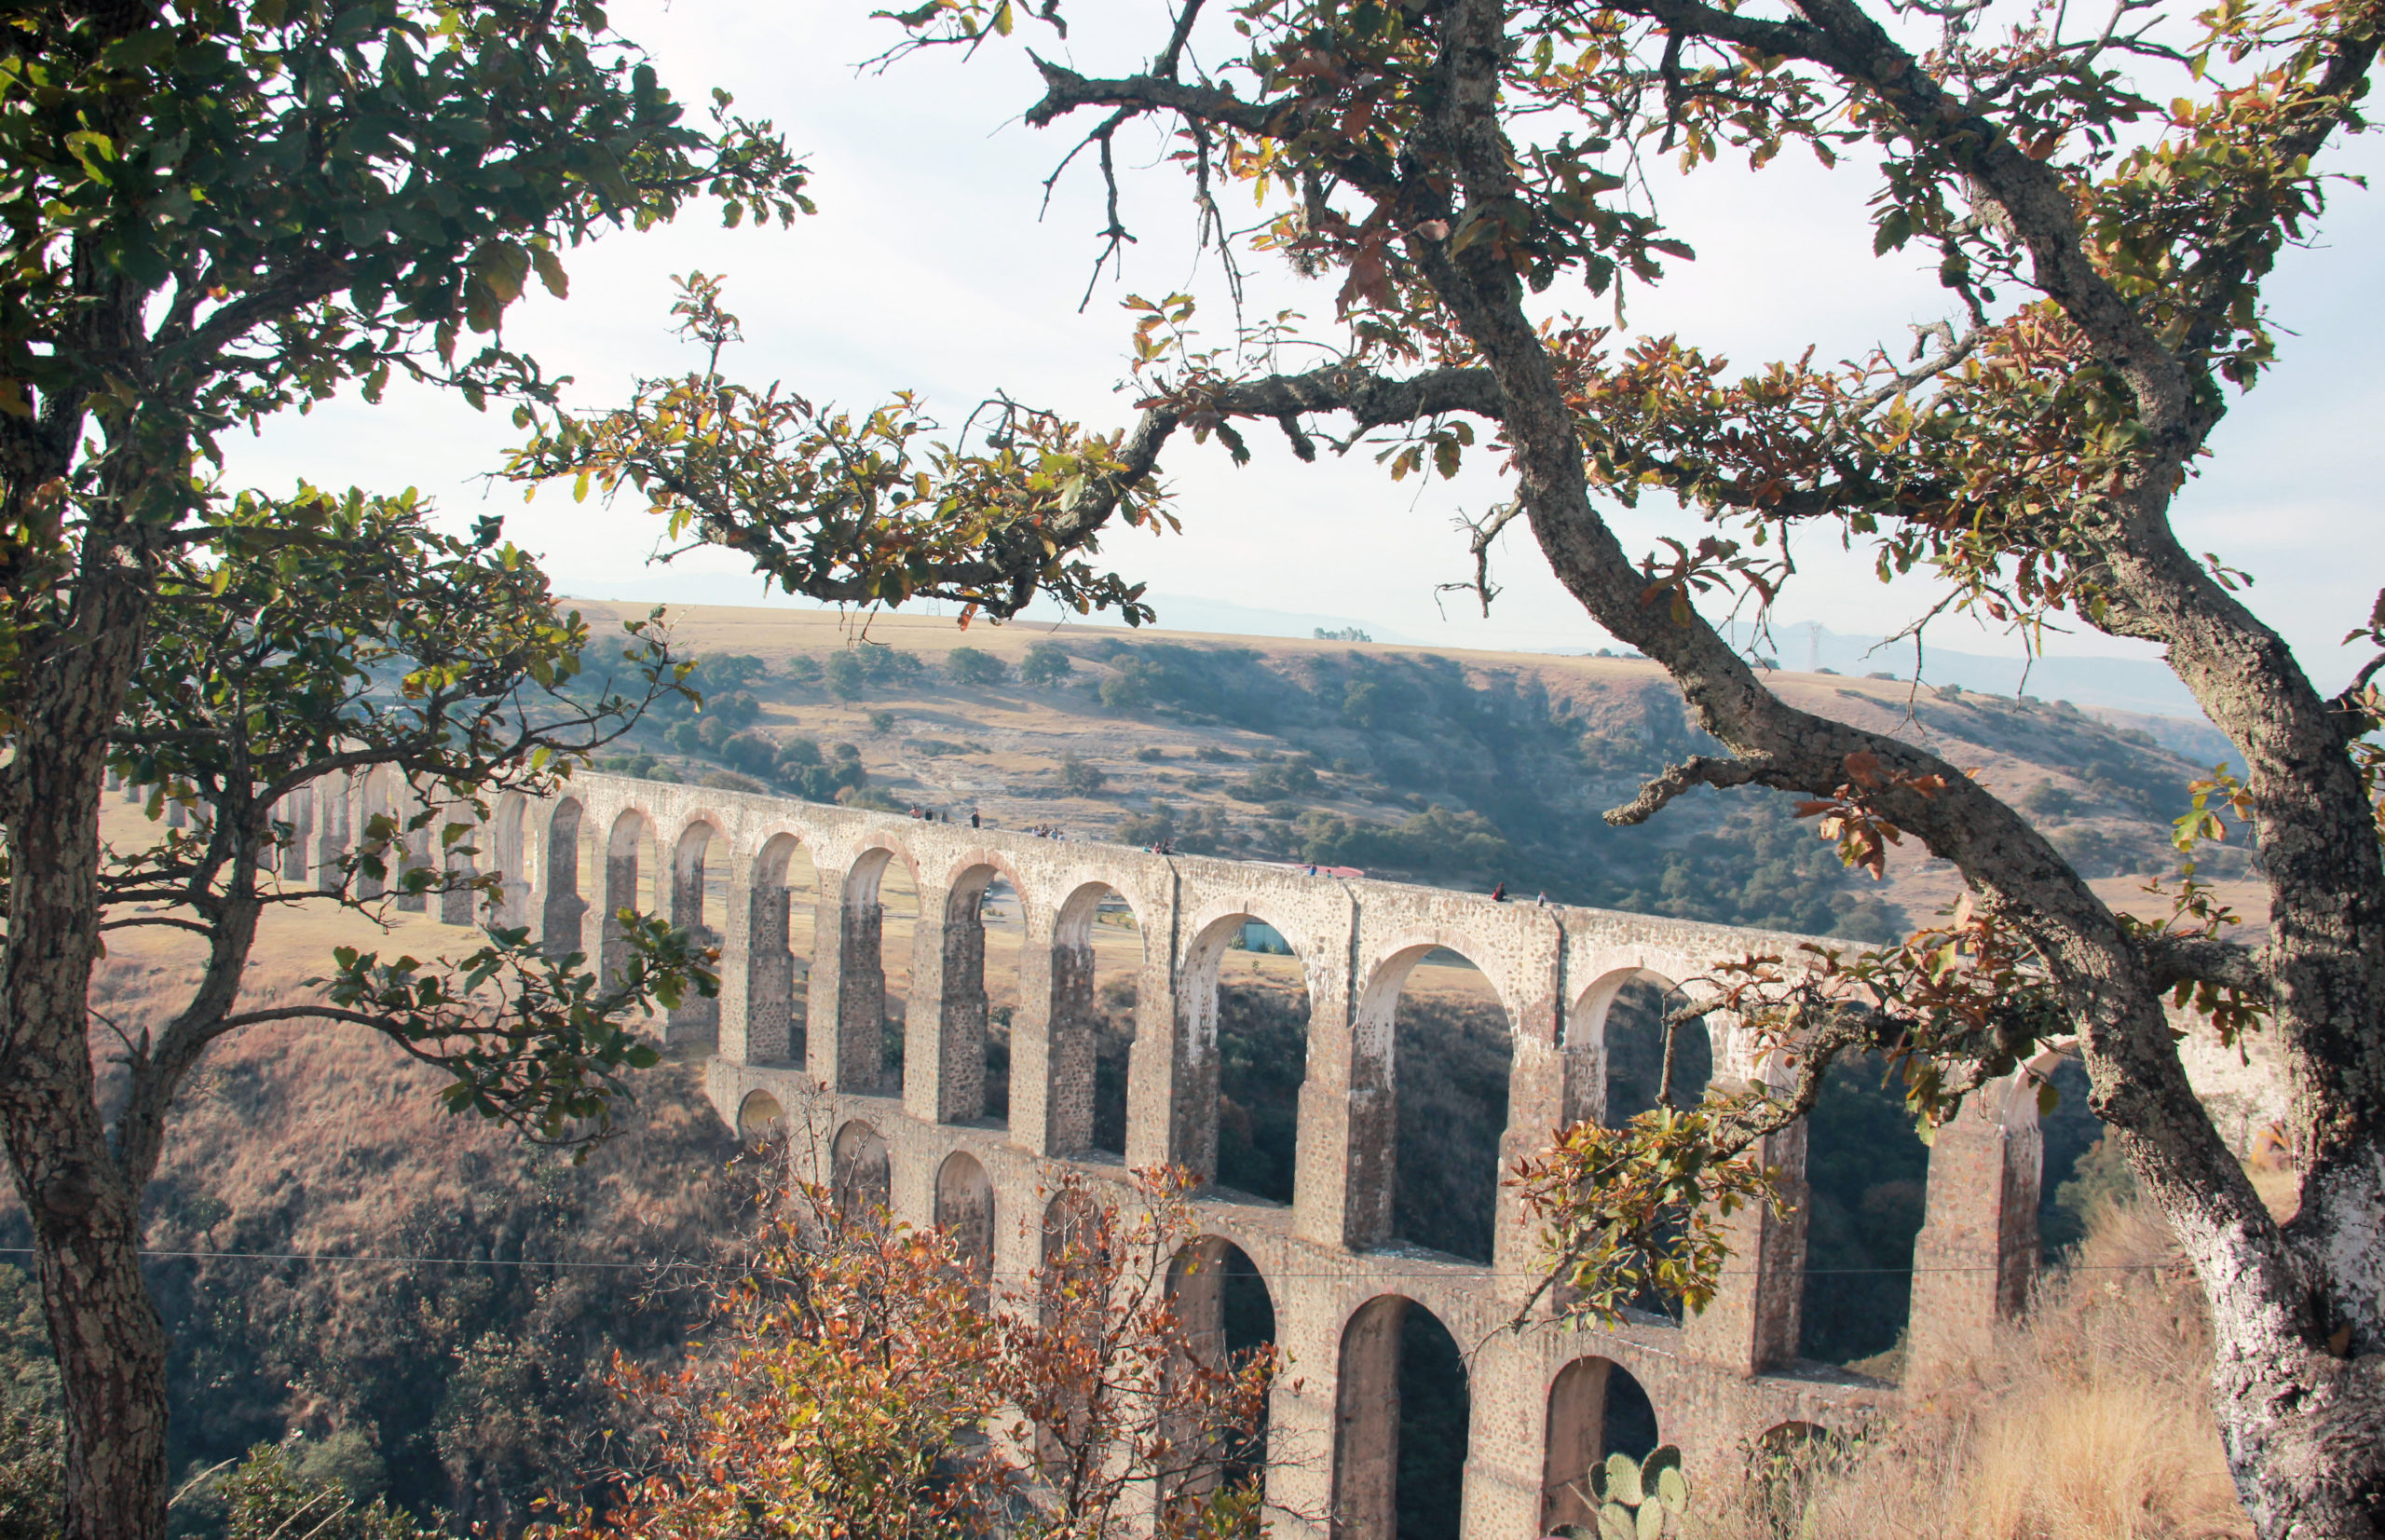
[1023,824,1069,840]
[1487,881,1550,906]
[1142,838,1180,855]
[903,806,986,829]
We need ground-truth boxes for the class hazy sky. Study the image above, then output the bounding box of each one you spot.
[220,2,2384,688]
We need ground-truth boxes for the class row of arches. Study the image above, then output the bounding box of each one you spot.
[769,1114,1679,1540]
[530,784,2095,1383]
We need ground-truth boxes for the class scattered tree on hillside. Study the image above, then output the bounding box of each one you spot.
[1021,643,1078,687]
[511,0,2385,1528]
[0,7,820,1539]
[947,645,1008,686]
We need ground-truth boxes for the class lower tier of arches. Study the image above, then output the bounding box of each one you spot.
[706,1057,1896,1540]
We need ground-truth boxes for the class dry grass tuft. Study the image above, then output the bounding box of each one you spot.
[1699,1201,2252,1540]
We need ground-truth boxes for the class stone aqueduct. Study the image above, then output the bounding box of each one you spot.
[271,766,2082,1537]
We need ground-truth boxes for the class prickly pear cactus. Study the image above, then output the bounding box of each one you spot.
[1562,1444,1689,1540]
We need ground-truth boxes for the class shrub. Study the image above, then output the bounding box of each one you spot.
[1133,745,1166,762]
[860,647,922,684]
[1098,671,1150,711]
[0,1407,60,1540]
[694,715,733,750]
[1115,803,1175,844]
[824,650,866,700]
[946,646,1005,687]
[782,654,824,684]
[777,736,823,770]
[1061,754,1108,796]
[699,770,766,794]
[867,710,895,734]
[1019,641,1074,686]
[721,732,777,777]
[2021,781,2079,821]
[666,720,701,754]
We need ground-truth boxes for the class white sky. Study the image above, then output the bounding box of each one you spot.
[219,2,2385,688]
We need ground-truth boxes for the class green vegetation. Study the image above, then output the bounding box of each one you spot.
[946,647,1005,686]
[1019,642,1075,687]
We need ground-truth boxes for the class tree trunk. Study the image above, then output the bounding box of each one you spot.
[0,561,170,1540]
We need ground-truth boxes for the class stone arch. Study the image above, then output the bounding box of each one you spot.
[735,1089,785,1141]
[1574,965,1712,1124]
[539,797,587,961]
[1163,1233,1278,1509]
[1043,879,1150,1158]
[829,1119,891,1215]
[1540,1356,1663,1529]
[743,832,814,1064]
[840,839,922,1092]
[1333,1294,1469,1540]
[601,806,655,988]
[924,856,1030,1126]
[934,1151,996,1306]
[1176,908,1320,1200]
[664,814,729,1043]
[1798,1041,1931,1367]
[1355,940,1519,1261]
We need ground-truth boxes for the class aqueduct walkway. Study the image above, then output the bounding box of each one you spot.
[281,767,2098,1538]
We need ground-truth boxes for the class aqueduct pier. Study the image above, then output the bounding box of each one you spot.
[263,766,2260,1538]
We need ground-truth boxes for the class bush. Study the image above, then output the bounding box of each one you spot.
[1019,642,1074,686]
[1061,754,1108,796]
[1227,756,1320,802]
[1098,671,1150,711]
[711,691,761,729]
[666,720,701,755]
[1115,803,1175,844]
[1292,805,1511,879]
[700,770,766,794]
[779,741,864,804]
[695,715,733,751]
[867,710,895,734]
[783,654,823,684]
[1133,745,1167,762]
[0,1407,60,1540]
[824,651,866,701]
[721,733,777,777]
[860,647,922,684]
[2022,781,2079,821]
[185,1438,439,1540]
[946,647,1005,687]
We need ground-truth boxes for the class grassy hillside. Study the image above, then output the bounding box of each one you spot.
[563,601,2261,941]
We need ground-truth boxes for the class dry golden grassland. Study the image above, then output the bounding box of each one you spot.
[1695,1177,2297,1540]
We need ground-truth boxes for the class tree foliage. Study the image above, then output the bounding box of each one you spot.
[534,1164,1276,1540]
